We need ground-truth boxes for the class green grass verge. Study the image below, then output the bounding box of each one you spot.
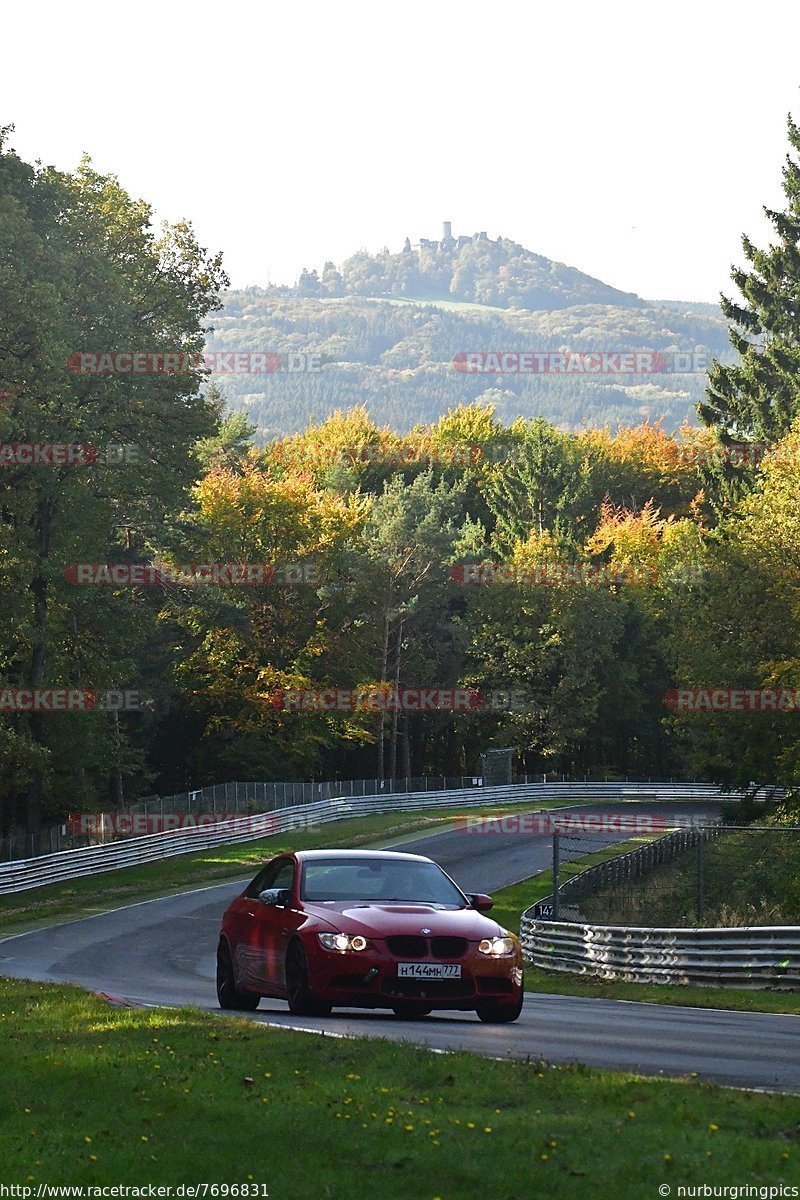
[2,977,799,1197]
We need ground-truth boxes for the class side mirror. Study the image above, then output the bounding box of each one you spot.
[259,887,290,907]
[469,893,494,912]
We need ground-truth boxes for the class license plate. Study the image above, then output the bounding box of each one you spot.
[397,962,462,979]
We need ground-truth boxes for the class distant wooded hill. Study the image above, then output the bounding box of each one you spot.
[206,230,730,438]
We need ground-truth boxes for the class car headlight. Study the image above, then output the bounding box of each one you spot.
[317,933,369,952]
[478,936,516,957]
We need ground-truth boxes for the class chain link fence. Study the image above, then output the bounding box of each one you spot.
[532,823,800,927]
[1,773,483,861]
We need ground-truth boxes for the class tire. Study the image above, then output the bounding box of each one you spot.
[391,1003,433,1020]
[216,941,260,1011]
[475,993,524,1024]
[285,941,332,1017]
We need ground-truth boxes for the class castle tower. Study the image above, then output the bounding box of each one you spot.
[443,221,452,241]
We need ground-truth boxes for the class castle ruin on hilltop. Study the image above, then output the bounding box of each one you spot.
[408,223,492,252]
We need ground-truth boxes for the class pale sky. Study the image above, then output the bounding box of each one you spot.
[5,0,800,303]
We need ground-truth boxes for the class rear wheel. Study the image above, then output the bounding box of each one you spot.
[475,994,524,1024]
[216,941,260,1011]
[391,1002,433,1020]
[286,941,332,1017]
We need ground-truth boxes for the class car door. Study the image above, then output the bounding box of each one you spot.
[240,857,297,993]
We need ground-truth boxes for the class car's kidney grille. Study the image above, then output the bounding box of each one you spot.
[431,936,468,958]
[386,935,428,958]
[385,935,469,958]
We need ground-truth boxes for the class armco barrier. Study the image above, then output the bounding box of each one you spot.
[0,781,729,895]
[519,822,800,988]
[518,917,800,988]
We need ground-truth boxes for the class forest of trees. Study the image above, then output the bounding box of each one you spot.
[2,113,800,836]
[207,289,731,439]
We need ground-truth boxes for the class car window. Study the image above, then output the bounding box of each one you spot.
[300,858,464,905]
[270,860,295,893]
[245,858,295,898]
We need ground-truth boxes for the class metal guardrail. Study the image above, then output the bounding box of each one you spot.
[520,823,800,989]
[1,773,725,862]
[0,781,727,895]
[518,919,800,988]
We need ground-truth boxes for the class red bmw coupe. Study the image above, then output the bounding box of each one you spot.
[217,849,524,1022]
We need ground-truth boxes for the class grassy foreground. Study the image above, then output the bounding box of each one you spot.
[2,977,799,1198]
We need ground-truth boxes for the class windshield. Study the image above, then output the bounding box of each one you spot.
[300,857,466,906]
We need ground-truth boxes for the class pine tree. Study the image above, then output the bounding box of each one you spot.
[700,114,800,442]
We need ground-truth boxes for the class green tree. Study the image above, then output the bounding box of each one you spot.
[701,113,800,442]
[0,133,227,834]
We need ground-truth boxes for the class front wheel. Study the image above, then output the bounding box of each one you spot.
[286,941,332,1017]
[475,994,524,1024]
[216,941,260,1011]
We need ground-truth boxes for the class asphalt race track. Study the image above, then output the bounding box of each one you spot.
[2,801,799,1093]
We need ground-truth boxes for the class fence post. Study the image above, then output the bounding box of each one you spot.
[696,835,705,922]
[552,834,561,921]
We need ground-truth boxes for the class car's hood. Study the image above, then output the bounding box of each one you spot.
[302,901,509,940]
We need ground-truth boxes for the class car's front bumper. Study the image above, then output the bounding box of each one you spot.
[306,941,524,1010]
